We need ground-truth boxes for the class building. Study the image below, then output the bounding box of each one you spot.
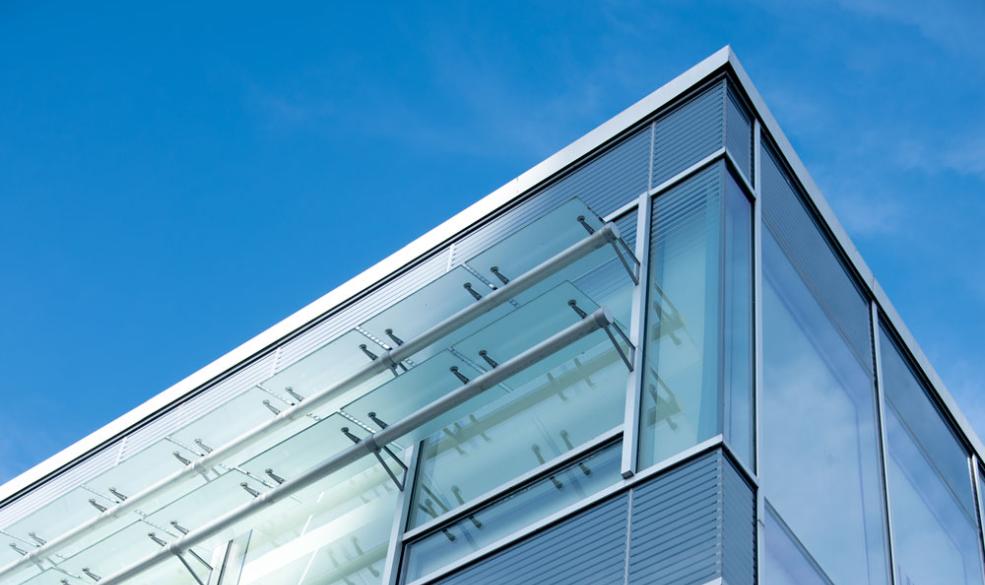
[0,46,983,585]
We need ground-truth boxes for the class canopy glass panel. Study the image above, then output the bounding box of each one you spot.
[3,487,135,559]
[359,267,509,365]
[0,533,40,585]
[258,330,394,419]
[240,413,378,493]
[341,352,487,446]
[83,439,205,512]
[144,470,274,554]
[408,324,631,528]
[169,387,309,468]
[229,456,400,585]
[57,520,201,585]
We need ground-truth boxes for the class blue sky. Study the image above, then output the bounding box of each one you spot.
[0,0,982,484]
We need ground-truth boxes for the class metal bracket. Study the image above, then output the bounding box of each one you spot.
[567,300,635,371]
[340,427,408,491]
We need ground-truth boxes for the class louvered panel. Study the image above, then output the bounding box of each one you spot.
[274,249,449,372]
[652,80,725,188]
[450,127,650,267]
[725,83,754,183]
[628,452,722,585]
[721,457,756,585]
[761,144,873,372]
[434,494,629,585]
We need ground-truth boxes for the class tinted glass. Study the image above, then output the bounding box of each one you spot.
[761,229,889,585]
[881,328,985,585]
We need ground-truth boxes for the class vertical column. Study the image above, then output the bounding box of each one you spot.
[871,303,898,585]
[972,454,985,582]
[621,121,657,479]
[751,117,765,584]
[382,443,421,585]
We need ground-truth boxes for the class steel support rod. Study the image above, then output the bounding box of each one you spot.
[0,223,625,580]
[94,308,613,585]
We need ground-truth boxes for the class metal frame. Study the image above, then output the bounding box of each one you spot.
[751,117,766,585]
[382,444,419,585]
[871,301,899,585]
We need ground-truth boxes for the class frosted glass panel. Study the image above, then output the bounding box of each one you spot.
[259,330,394,420]
[342,351,487,447]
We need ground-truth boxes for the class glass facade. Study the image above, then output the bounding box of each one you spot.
[0,60,982,585]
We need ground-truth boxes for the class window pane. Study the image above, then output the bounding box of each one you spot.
[881,329,985,585]
[638,163,752,469]
[403,441,621,582]
[764,506,834,585]
[761,229,889,585]
[723,173,754,467]
[638,165,723,468]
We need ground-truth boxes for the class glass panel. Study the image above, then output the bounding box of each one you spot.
[764,505,833,585]
[258,330,394,420]
[359,267,510,365]
[881,329,985,585]
[145,470,273,554]
[761,229,889,585]
[3,487,135,558]
[402,441,621,582]
[409,323,629,528]
[18,570,86,585]
[639,165,723,467]
[57,520,199,585]
[723,173,753,467]
[232,457,399,585]
[84,439,205,512]
[240,414,379,492]
[341,351,487,447]
[0,533,40,585]
[464,199,620,309]
[169,387,309,467]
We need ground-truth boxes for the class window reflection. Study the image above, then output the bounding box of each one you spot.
[881,330,985,585]
[761,229,890,585]
[764,505,834,585]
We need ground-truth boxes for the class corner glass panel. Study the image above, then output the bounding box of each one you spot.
[639,163,753,468]
[402,441,621,582]
[761,228,889,585]
[880,328,985,585]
